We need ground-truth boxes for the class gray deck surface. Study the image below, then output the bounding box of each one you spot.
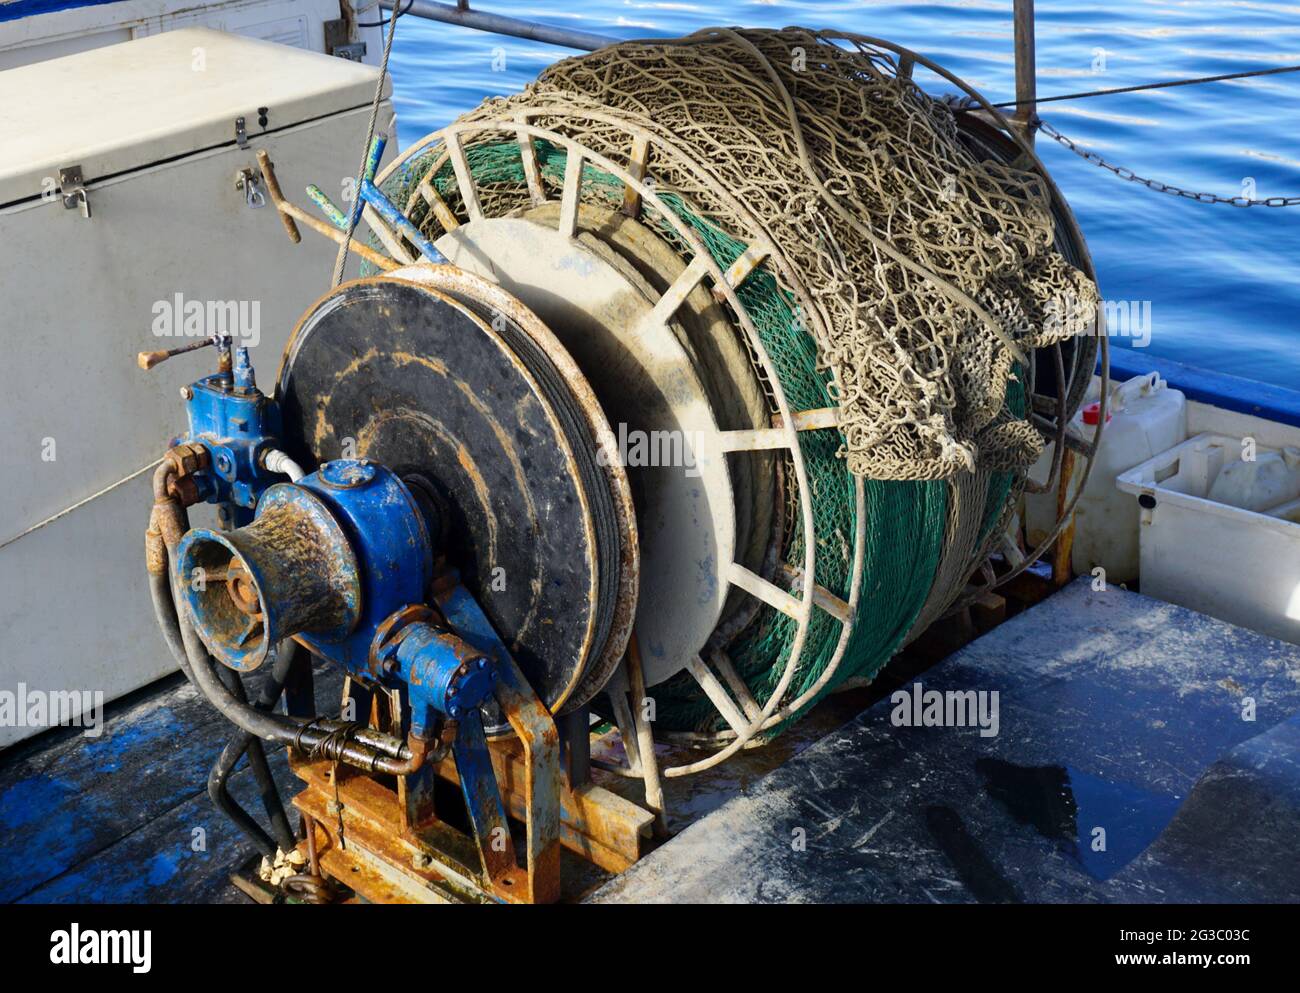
[0,650,877,903]
[591,580,1300,903]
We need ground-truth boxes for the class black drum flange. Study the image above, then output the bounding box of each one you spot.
[276,271,634,727]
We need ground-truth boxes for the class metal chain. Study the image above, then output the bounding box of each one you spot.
[1038,120,1300,207]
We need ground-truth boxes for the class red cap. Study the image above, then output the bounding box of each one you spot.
[1081,401,1111,426]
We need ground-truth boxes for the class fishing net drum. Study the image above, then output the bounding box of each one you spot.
[353,27,1106,775]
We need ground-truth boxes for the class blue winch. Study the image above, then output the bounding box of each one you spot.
[145,332,568,902]
[176,450,501,738]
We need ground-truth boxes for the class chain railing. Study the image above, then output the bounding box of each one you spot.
[1038,120,1300,208]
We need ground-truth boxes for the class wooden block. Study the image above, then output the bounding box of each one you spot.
[971,592,1007,631]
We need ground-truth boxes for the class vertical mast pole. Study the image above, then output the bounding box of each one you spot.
[1013,0,1038,145]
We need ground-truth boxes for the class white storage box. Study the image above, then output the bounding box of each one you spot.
[1117,433,1300,645]
[0,29,394,747]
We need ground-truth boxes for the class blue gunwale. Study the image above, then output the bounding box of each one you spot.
[0,0,128,23]
[1107,346,1300,430]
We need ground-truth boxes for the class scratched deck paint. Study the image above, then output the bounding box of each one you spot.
[591,581,1300,903]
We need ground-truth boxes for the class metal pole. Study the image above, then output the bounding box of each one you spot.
[560,706,592,788]
[379,0,617,51]
[1013,0,1037,144]
[625,638,669,838]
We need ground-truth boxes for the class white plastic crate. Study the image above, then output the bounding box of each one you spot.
[1117,433,1300,645]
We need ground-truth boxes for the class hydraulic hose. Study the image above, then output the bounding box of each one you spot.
[151,563,291,856]
[262,448,306,482]
[147,520,424,775]
[207,713,278,857]
[208,648,300,857]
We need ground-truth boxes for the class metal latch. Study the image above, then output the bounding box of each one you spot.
[235,168,266,209]
[235,108,270,149]
[58,165,90,219]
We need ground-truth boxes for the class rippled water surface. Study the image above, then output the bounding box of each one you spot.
[382,1,1300,388]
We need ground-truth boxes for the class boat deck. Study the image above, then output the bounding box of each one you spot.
[4,579,1299,903]
[593,579,1300,903]
[0,652,877,903]
[0,665,329,904]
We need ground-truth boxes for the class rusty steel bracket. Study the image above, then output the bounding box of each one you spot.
[489,653,562,903]
[288,654,650,902]
[284,586,581,903]
[287,659,569,904]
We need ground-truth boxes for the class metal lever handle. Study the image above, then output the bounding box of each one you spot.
[137,339,215,371]
[137,335,233,373]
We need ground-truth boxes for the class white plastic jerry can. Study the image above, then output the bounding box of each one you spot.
[1025,372,1187,583]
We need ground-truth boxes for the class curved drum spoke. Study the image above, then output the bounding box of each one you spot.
[445,130,483,222]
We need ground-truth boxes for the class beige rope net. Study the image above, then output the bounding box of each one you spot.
[459,26,1099,481]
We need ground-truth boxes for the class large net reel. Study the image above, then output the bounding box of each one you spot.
[332,27,1106,776]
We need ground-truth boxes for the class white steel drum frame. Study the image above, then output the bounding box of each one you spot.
[342,34,1110,783]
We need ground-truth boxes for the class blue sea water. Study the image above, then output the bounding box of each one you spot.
[383,1,1300,389]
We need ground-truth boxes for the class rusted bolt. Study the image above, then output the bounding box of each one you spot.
[225,560,261,614]
[164,442,210,478]
[166,476,202,506]
[411,852,432,870]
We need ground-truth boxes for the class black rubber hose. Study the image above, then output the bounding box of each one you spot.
[149,568,193,683]
[210,660,298,856]
[244,641,300,850]
[206,697,278,859]
[154,568,292,855]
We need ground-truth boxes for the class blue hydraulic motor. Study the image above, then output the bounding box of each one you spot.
[175,455,500,740]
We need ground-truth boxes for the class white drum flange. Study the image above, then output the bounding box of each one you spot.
[435,214,737,687]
